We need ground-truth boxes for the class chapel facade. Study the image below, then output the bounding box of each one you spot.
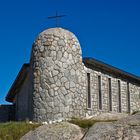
[2,28,140,122]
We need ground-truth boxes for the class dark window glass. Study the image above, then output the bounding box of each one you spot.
[127,82,131,113]
[118,80,121,112]
[98,76,102,110]
[87,73,91,108]
[108,78,112,111]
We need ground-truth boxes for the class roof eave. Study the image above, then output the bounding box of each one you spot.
[83,57,140,85]
[6,63,30,102]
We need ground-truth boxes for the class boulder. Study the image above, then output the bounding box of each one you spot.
[20,122,84,140]
[83,112,140,140]
[21,113,140,140]
[89,112,128,121]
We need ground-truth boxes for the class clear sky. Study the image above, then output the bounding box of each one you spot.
[0,0,140,104]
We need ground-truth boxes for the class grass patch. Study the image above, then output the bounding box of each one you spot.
[69,118,117,129]
[131,110,140,115]
[0,122,41,140]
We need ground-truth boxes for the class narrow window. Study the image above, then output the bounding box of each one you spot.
[87,73,91,108]
[118,80,121,112]
[98,76,102,110]
[127,82,131,113]
[108,78,112,111]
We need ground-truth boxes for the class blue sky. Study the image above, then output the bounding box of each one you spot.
[0,0,140,104]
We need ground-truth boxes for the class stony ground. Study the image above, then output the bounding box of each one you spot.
[21,112,140,140]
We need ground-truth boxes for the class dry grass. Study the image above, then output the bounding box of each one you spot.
[0,122,41,140]
[69,118,117,129]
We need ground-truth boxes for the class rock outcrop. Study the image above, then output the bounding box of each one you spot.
[90,112,128,121]
[21,112,140,140]
[20,122,84,140]
[83,112,140,140]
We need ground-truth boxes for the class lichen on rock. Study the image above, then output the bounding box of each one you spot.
[21,122,84,140]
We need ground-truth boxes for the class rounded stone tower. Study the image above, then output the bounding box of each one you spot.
[31,28,86,122]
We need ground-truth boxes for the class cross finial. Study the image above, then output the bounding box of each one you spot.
[48,11,66,27]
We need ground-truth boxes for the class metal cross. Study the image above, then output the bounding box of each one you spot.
[48,11,66,27]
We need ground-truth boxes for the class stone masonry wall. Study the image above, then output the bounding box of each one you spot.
[85,67,140,117]
[31,28,87,122]
[31,28,140,122]
[130,83,140,112]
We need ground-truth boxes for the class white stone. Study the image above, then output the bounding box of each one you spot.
[65,82,70,89]
[61,57,66,62]
[69,54,73,60]
[49,89,54,97]
[56,80,61,87]
[58,39,65,46]
[57,51,62,60]
[60,87,67,95]
[52,40,57,46]
[70,81,75,88]
[70,69,75,75]
[61,77,67,83]
[42,122,48,125]
[29,121,33,124]
[63,63,68,69]
[56,119,63,123]
[64,106,70,113]
[48,121,52,124]
[52,70,59,76]
[64,51,68,58]
[40,46,44,52]
[72,45,77,51]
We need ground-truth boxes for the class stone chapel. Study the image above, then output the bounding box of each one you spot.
[1,28,140,122]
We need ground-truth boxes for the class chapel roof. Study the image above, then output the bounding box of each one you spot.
[83,57,140,85]
[5,63,30,102]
